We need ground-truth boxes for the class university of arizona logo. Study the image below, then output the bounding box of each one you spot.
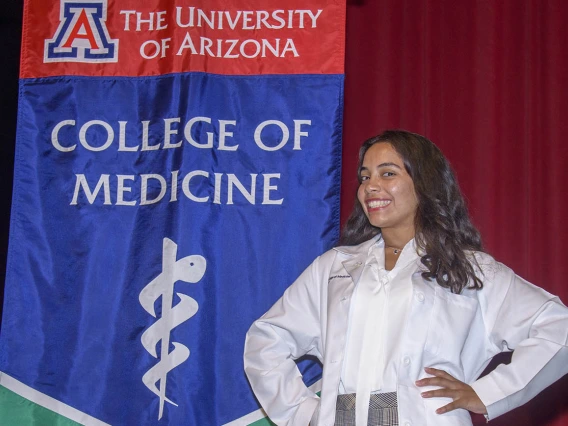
[44,0,118,63]
[139,238,207,420]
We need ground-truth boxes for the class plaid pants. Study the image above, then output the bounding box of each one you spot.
[335,392,398,426]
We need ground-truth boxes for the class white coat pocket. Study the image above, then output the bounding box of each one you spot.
[424,286,479,367]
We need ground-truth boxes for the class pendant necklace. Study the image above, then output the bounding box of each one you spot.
[385,245,403,255]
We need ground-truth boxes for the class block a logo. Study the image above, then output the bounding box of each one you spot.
[44,0,118,63]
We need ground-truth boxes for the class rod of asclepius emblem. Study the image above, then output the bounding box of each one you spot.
[139,237,207,419]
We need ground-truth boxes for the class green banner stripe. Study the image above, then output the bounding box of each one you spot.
[248,417,277,426]
[0,385,81,426]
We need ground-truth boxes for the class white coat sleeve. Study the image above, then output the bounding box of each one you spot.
[243,256,325,426]
[470,260,568,420]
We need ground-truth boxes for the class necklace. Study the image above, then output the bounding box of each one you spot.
[385,245,403,255]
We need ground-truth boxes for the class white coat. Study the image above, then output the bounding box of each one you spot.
[243,236,568,426]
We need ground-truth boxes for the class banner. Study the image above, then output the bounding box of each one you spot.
[0,1,345,424]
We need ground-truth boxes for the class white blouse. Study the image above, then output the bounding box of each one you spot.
[339,238,420,424]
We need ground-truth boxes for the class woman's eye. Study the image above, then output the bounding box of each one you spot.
[360,176,370,182]
[382,171,395,177]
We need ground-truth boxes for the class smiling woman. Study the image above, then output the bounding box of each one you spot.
[357,143,418,246]
[342,131,484,294]
[243,130,568,426]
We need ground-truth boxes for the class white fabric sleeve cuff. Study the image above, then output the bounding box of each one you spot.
[470,374,510,420]
[292,396,320,426]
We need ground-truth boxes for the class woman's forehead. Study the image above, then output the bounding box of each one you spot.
[362,142,404,166]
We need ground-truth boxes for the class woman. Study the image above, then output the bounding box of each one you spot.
[243,130,568,426]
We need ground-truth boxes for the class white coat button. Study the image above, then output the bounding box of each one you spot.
[416,292,425,302]
[403,356,411,366]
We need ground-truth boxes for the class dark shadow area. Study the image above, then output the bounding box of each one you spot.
[0,0,23,326]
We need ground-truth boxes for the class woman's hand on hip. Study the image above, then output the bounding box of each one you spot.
[415,367,487,415]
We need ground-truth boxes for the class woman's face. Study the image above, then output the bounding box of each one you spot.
[357,142,419,233]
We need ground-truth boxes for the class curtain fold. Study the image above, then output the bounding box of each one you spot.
[342,1,568,425]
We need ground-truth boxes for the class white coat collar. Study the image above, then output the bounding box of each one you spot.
[333,235,380,284]
[333,234,381,256]
[334,235,426,284]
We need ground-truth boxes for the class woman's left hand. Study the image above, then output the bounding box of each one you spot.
[415,367,487,415]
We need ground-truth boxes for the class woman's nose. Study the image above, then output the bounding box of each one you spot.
[365,178,381,193]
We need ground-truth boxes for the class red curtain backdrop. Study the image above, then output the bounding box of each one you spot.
[342,1,568,425]
[0,0,567,424]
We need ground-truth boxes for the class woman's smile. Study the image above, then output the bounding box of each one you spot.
[364,198,392,210]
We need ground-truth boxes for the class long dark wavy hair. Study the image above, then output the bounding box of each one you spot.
[340,130,484,293]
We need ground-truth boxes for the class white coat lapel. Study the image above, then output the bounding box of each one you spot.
[318,241,377,425]
[334,235,380,286]
[342,256,367,286]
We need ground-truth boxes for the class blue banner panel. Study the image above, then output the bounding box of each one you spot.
[1,73,342,424]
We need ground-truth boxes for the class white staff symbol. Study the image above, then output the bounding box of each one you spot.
[139,237,206,420]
